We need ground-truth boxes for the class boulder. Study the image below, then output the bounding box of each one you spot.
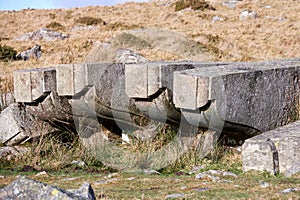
[16,44,41,60]
[0,104,55,145]
[242,120,300,177]
[0,176,95,200]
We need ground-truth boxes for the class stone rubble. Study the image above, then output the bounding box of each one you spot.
[15,28,69,41]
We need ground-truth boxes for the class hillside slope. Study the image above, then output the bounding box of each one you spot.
[0,0,299,78]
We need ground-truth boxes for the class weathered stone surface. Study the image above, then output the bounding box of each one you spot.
[0,93,14,111]
[239,10,257,20]
[222,0,241,9]
[242,120,300,177]
[0,176,95,200]
[124,62,226,125]
[9,58,300,171]
[14,67,56,103]
[173,61,300,135]
[14,66,74,133]
[114,48,149,63]
[0,104,55,145]
[0,105,26,145]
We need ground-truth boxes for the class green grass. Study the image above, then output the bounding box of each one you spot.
[0,168,299,199]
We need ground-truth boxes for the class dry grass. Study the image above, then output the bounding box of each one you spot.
[0,0,298,78]
[0,1,300,197]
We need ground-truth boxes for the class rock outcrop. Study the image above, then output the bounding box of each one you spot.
[16,44,42,60]
[242,120,300,177]
[0,176,96,200]
[15,28,68,41]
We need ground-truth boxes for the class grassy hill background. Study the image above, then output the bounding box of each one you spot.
[0,0,299,78]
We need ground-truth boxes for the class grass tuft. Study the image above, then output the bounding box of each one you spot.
[75,16,106,26]
[174,0,216,12]
[46,21,65,31]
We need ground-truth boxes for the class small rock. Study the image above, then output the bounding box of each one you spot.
[62,177,78,181]
[262,5,272,9]
[193,188,210,192]
[195,172,220,181]
[218,179,234,183]
[265,16,286,21]
[35,171,47,177]
[188,165,205,175]
[260,181,270,188]
[207,170,222,175]
[71,25,96,31]
[165,193,185,199]
[195,172,209,180]
[222,1,240,9]
[180,186,187,190]
[67,182,96,200]
[114,48,149,63]
[212,16,224,23]
[121,133,131,144]
[106,173,119,179]
[222,171,238,178]
[280,188,299,193]
[127,177,135,181]
[71,160,87,167]
[95,178,118,185]
[240,10,257,20]
[178,7,192,14]
[143,169,160,175]
[0,146,29,160]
